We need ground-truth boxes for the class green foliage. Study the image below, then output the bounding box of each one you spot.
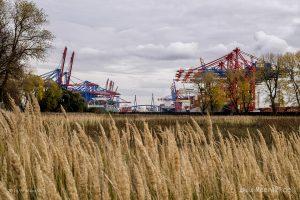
[60,89,87,112]
[38,81,87,112]
[39,81,62,112]
[23,74,44,101]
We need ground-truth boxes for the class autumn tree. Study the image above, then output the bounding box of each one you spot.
[224,69,241,113]
[238,70,256,113]
[195,72,226,113]
[22,74,44,101]
[223,68,256,113]
[0,0,53,106]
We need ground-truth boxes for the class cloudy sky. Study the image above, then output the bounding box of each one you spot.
[33,0,300,104]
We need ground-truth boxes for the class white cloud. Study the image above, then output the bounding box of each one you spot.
[133,42,200,60]
[253,31,297,54]
[79,47,100,56]
[293,18,300,25]
[203,41,248,59]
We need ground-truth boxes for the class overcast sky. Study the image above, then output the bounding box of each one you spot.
[32,0,300,105]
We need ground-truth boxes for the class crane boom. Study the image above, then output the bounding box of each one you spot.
[66,52,75,86]
[58,47,68,85]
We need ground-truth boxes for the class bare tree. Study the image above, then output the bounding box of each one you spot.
[257,53,284,114]
[0,1,10,63]
[280,52,300,107]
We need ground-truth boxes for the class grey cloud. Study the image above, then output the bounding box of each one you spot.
[33,0,300,104]
[253,31,298,54]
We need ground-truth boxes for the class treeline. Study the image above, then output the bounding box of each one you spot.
[4,73,87,112]
[23,75,86,112]
[0,0,86,112]
[193,52,300,114]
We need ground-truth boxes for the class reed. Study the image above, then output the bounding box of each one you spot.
[0,101,299,199]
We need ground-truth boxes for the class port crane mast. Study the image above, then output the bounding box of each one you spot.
[174,48,258,112]
[41,47,129,110]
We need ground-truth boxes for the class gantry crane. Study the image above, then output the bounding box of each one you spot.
[174,47,258,112]
[40,47,129,110]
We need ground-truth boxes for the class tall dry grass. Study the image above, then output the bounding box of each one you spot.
[0,99,299,199]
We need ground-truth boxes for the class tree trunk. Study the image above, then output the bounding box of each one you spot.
[270,98,277,114]
[243,101,248,113]
[292,82,300,107]
[0,71,9,102]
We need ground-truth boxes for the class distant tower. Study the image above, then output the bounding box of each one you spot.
[134,95,138,107]
[150,93,156,112]
[151,93,155,107]
[132,95,138,112]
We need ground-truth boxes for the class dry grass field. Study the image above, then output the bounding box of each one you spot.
[0,99,300,199]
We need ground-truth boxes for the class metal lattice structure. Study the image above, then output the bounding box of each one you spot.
[175,48,257,82]
[119,94,160,112]
[157,81,193,112]
[174,47,259,111]
[40,47,129,109]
